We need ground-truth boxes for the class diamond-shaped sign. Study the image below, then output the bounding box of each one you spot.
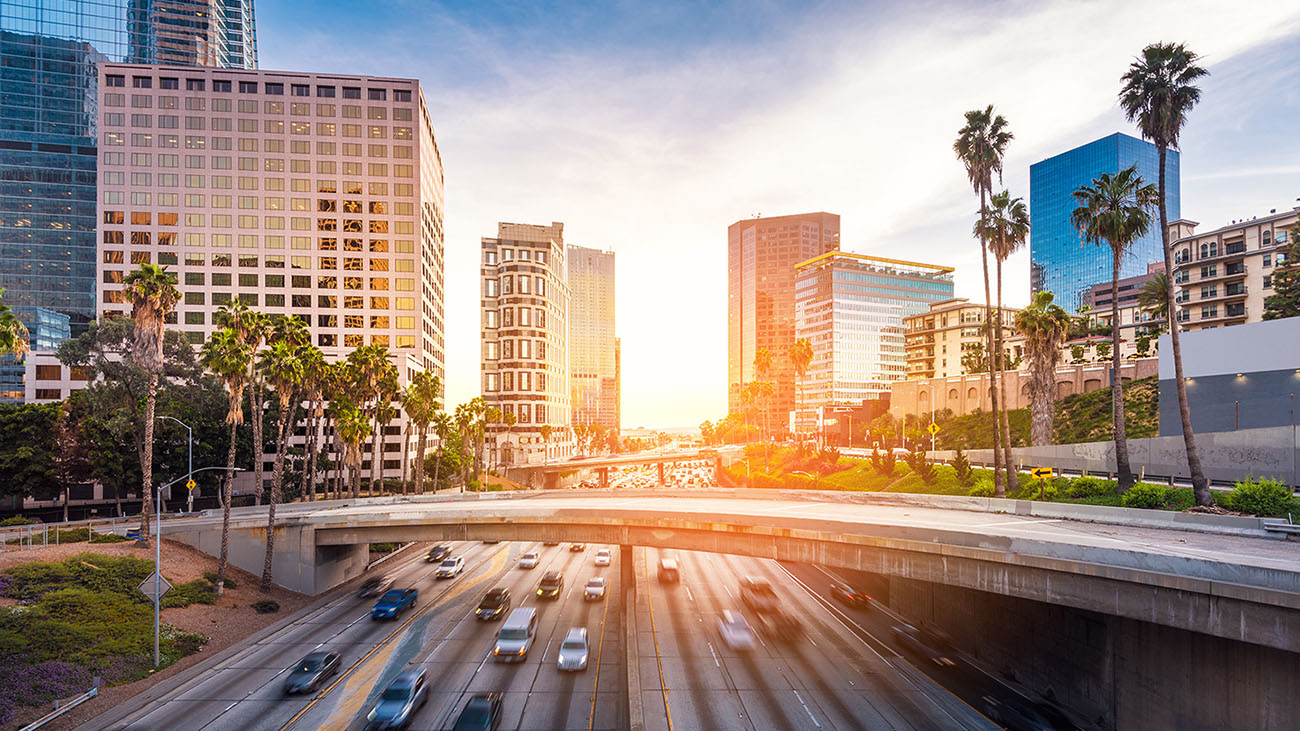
[138,571,173,602]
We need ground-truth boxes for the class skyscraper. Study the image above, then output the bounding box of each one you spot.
[1029,132,1178,314]
[567,244,618,435]
[127,0,257,69]
[728,212,839,423]
[481,222,572,466]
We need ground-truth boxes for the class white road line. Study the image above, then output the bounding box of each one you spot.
[542,637,553,662]
[793,689,822,728]
[723,584,735,599]
[685,585,695,602]
[475,651,490,674]
[707,641,721,667]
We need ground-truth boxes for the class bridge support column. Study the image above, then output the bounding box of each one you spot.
[657,462,665,486]
[599,467,609,489]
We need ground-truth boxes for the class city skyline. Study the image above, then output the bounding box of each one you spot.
[257,3,1300,426]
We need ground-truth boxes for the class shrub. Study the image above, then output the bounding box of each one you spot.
[1220,477,1296,517]
[0,517,36,527]
[1068,476,1117,498]
[903,451,937,484]
[870,448,895,477]
[952,449,974,487]
[161,579,218,608]
[251,599,280,614]
[89,533,129,544]
[753,473,782,490]
[204,571,235,589]
[968,480,994,497]
[369,543,400,554]
[1121,483,1172,509]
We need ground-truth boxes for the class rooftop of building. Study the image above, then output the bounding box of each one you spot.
[1170,205,1300,244]
[794,250,954,275]
[1029,131,1154,168]
[100,61,419,86]
[905,297,1020,317]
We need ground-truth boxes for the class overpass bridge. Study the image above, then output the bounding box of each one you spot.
[507,447,736,487]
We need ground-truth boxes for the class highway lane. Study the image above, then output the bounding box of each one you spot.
[640,547,997,730]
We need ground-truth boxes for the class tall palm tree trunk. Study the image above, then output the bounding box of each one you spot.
[369,411,381,496]
[261,399,292,591]
[414,425,428,493]
[995,258,1017,492]
[1157,147,1208,503]
[431,440,442,493]
[300,402,317,501]
[1110,254,1134,491]
[401,420,412,495]
[216,419,237,591]
[138,374,158,545]
[978,197,1006,496]
[251,380,264,506]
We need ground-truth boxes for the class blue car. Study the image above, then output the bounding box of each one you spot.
[370,588,418,620]
[366,668,428,730]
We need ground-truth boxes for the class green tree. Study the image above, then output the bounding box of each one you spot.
[215,302,269,505]
[1120,41,1211,505]
[0,288,30,358]
[0,403,62,500]
[978,190,1028,491]
[1136,270,1170,333]
[401,371,442,494]
[257,339,303,591]
[122,263,180,545]
[787,338,813,439]
[1264,224,1300,320]
[431,410,454,488]
[1071,166,1158,492]
[199,328,253,590]
[753,348,774,440]
[1015,291,1071,446]
[954,105,1013,496]
[335,403,371,498]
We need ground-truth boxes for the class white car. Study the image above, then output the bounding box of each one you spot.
[518,552,539,569]
[556,627,589,671]
[717,610,757,650]
[583,577,607,601]
[435,556,464,579]
[594,549,612,567]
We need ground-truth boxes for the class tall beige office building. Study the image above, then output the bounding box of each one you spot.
[567,244,619,434]
[481,222,572,465]
[95,63,445,478]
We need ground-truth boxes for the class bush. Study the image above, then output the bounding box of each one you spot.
[753,473,782,490]
[870,448,895,477]
[952,449,974,487]
[251,599,280,614]
[1068,476,1117,498]
[903,451,937,484]
[0,517,36,526]
[203,571,235,589]
[89,533,129,544]
[161,579,218,608]
[968,480,994,498]
[1220,477,1296,517]
[1121,483,1172,509]
[369,543,400,554]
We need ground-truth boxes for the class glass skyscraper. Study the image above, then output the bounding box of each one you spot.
[1029,132,1179,314]
[0,0,256,345]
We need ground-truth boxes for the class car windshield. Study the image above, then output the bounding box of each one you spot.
[562,640,585,650]
[587,579,604,587]
[748,583,775,597]
[380,590,404,601]
[499,628,527,640]
[440,559,458,567]
[381,684,411,701]
[460,703,490,722]
[297,657,324,672]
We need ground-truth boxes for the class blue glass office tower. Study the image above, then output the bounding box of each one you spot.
[1029,132,1179,314]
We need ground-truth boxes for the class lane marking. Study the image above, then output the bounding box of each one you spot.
[707,641,720,668]
[793,689,822,728]
[645,549,675,731]
[587,554,613,731]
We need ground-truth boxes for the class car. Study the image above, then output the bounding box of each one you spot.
[739,576,780,615]
[426,545,451,562]
[593,549,612,567]
[482,539,500,544]
[542,541,560,546]
[754,609,802,642]
[657,558,679,583]
[890,623,957,668]
[357,576,394,598]
[537,571,564,600]
[828,581,870,608]
[282,650,341,694]
[493,608,537,662]
[476,587,511,621]
[517,552,540,569]
[717,610,757,650]
[370,588,418,620]
[556,627,589,671]
[435,556,465,579]
[981,695,1082,731]
[569,543,585,552]
[364,668,428,730]
[583,577,607,601]
[451,691,503,730]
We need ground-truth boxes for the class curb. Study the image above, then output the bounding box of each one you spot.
[624,548,644,731]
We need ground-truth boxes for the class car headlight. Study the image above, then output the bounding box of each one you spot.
[518,648,527,655]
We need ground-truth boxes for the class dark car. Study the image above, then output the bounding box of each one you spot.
[476,587,512,621]
[890,623,957,668]
[365,668,428,730]
[426,545,451,562]
[754,609,802,642]
[982,695,1081,731]
[282,650,341,694]
[537,571,564,600]
[358,576,395,598]
[828,582,870,608]
[452,692,502,730]
[542,541,560,546]
[739,576,780,615]
[569,543,585,552]
[370,588,418,620]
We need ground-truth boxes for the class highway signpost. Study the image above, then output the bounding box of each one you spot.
[927,422,939,451]
[1031,467,1053,479]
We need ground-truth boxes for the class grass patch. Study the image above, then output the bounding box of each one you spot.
[251,599,280,614]
[369,543,400,554]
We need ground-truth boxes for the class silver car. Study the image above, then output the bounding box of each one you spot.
[583,577,607,601]
[556,627,589,671]
[365,668,428,730]
[435,556,464,579]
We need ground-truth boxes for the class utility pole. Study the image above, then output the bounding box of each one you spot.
[157,416,194,513]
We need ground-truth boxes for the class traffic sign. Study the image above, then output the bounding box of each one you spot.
[1031,467,1053,479]
[927,423,940,436]
[185,479,196,491]
[138,572,172,603]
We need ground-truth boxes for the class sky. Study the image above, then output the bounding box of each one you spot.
[258,0,1300,430]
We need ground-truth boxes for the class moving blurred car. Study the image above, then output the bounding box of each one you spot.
[542,541,560,546]
[370,588,418,620]
[657,558,679,583]
[425,545,451,562]
[556,627,589,671]
[435,556,465,579]
[890,623,957,668]
[569,543,586,552]
[583,577,607,601]
[517,552,539,569]
[357,576,394,598]
[475,587,511,621]
[282,650,340,694]
[828,581,870,608]
[493,608,537,662]
[365,668,428,730]
[981,695,1082,731]
[754,609,802,642]
[593,549,612,567]
[717,610,757,650]
[739,576,780,615]
[537,571,564,600]
[451,692,502,730]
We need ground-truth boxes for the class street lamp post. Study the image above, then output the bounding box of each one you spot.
[157,415,193,513]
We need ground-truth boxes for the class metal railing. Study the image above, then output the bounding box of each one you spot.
[18,683,98,730]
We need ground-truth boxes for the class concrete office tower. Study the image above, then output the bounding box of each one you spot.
[728,212,840,425]
[482,222,573,466]
[128,0,258,69]
[567,244,618,436]
[95,63,446,477]
[1030,132,1178,314]
[793,252,954,432]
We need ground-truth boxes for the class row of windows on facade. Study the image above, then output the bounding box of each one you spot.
[1174,229,1290,264]
[482,401,549,426]
[102,147,414,170]
[101,185,417,211]
[483,249,549,265]
[105,74,411,102]
[483,276,549,298]
[98,307,418,349]
[99,166,417,188]
[484,307,546,329]
[483,371,549,393]
[102,281,418,309]
[101,233,417,260]
[104,135,415,157]
[102,93,413,121]
[483,339,549,361]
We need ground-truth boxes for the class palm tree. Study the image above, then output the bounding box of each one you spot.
[335,404,371,499]
[978,190,1029,490]
[122,263,179,545]
[1071,166,1158,493]
[216,303,268,504]
[199,328,253,590]
[753,348,773,441]
[296,346,328,501]
[401,371,441,494]
[1120,41,1211,505]
[787,338,813,440]
[539,423,554,470]
[1014,292,1071,447]
[431,410,453,490]
[347,345,397,496]
[1135,270,1170,335]
[0,289,30,358]
[256,340,303,591]
[954,106,1013,496]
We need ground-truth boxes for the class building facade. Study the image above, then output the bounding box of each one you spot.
[1075,261,1164,359]
[728,212,840,423]
[903,298,1023,381]
[1030,132,1179,313]
[566,244,618,435]
[127,0,258,69]
[481,222,572,465]
[1169,207,1298,332]
[793,251,954,432]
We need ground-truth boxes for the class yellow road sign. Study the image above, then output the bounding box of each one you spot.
[927,423,940,435]
[1031,467,1053,479]
[186,479,196,491]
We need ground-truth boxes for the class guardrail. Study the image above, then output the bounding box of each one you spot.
[0,511,205,551]
[18,683,98,730]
